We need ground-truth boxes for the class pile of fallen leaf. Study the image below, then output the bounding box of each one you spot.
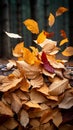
[0,7,73,130]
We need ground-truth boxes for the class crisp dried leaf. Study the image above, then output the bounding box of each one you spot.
[30,119,40,128]
[5,31,22,38]
[30,75,43,88]
[16,61,41,79]
[37,31,46,44]
[24,101,41,109]
[19,109,29,128]
[30,89,47,104]
[20,78,30,92]
[0,101,13,116]
[41,52,54,73]
[3,118,18,130]
[59,38,68,46]
[13,42,24,57]
[0,75,23,92]
[48,13,55,27]
[52,110,62,127]
[11,93,22,113]
[62,46,73,56]
[49,78,69,96]
[23,19,39,34]
[56,7,68,16]
[59,92,73,109]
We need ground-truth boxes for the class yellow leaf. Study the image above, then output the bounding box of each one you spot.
[56,7,68,16]
[23,19,39,34]
[13,42,24,57]
[37,31,46,44]
[59,38,68,46]
[48,13,55,27]
[62,46,73,56]
[30,46,39,56]
[22,47,36,65]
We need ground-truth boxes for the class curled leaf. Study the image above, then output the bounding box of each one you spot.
[5,31,22,38]
[59,38,68,46]
[23,19,39,34]
[41,52,54,73]
[48,13,55,27]
[56,7,68,16]
[62,46,73,56]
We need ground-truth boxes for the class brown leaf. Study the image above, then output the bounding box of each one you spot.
[56,7,68,16]
[23,19,39,34]
[16,61,41,79]
[30,75,43,88]
[62,46,73,56]
[59,91,73,109]
[48,78,69,95]
[3,118,18,130]
[20,78,30,92]
[15,90,29,101]
[0,101,13,117]
[24,101,41,109]
[19,109,29,128]
[11,93,22,113]
[48,13,55,27]
[0,75,23,92]
[30,89,47,104]
[30,119,40,128]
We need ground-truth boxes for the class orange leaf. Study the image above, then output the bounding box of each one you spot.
[62,46,73,56]
[48,13,55,27]
[56,7,68,16]
[23,19,39,34]
[44,31,54,38]
[59,38,68,46]
[37,31,46,44]
[13,42,24,57]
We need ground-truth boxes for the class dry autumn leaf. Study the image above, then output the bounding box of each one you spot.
[37,31,46,44]
[13,42,24,57]
[48,13,55,27]
[62,46,73,56]
[48,78,69,96]
[23,19,39,34]
[59,38,68,46]
[56,7,68,16]
[19,109,29,128]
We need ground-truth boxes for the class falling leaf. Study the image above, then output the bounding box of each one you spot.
[5,31,22,38]
[37,31,46,44]
[41,52,54,73]
[23,19,39,34]
[62,46,73,56]
[59,38,68,46]
[48,13,55,27]
[13,42,24,57]
[56,7,68,16]
[19,109,29,128]
[44,31,54,38]
[60,30,67,38]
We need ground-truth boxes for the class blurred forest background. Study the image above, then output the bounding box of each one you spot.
[0,0,73,58]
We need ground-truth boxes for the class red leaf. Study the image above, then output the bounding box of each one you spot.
[41,52,54,73]
[44,31,54,38]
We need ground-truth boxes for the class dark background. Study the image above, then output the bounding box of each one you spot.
[0,0,73,58]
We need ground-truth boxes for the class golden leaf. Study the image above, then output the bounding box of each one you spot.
[13,42,24,57]
[23,19,39,34]
[59,38,68,46]
[48,13,55,27]
[37,31,46,44]
[62,46,73,56]
[56,7,68,16]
